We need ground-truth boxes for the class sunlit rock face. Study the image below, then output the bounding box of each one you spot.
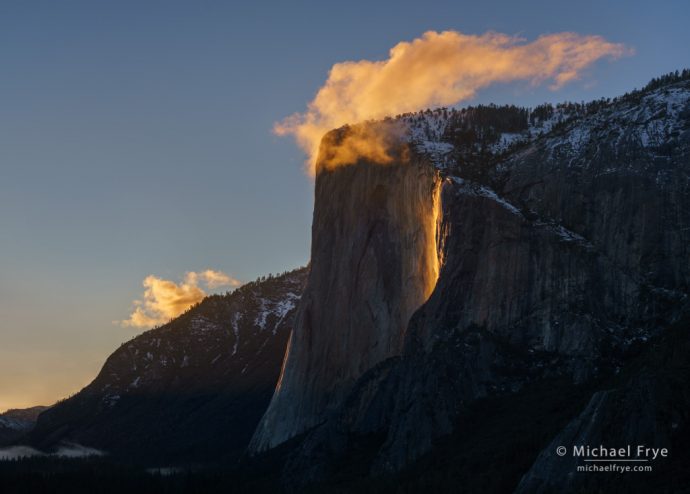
[249,124,442,453]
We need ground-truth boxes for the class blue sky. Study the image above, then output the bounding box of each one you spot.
[1,0,689,410]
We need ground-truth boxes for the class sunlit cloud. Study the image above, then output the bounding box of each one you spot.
[316,120,407,170]
[204,270,241,288]
[120,270,242,328]
[275,30,632,174]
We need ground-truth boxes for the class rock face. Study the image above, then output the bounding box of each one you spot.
[273,76,690,489]
[27,268,306,465]
[249,124,442,452]
[516,314,690,494]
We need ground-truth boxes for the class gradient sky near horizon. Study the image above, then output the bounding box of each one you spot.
[1,0,689,412]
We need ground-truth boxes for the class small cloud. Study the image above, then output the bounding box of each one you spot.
[0,443,104,460]
[120,269,242,329]
[197,269,242,289]
[0,446,43,460]
[54,442,105,458]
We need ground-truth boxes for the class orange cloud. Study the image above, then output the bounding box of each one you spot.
[186,269,242,289]
[316,120,407,171]
[275,30,631,174]
[120,270,242,328]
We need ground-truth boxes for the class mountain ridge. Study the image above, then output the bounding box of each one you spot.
[25,267,308,465]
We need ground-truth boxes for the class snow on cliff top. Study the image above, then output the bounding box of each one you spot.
[395,77,690,170]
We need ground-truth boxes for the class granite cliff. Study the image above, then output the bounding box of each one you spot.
[250,123,442,452]
[255,73,690,492]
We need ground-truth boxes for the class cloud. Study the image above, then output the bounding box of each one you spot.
[275,30,632,174]
[0,443,104,460]
[120,270,242,328]
[316,120,407,170]
[193,269,242,289]
[54,442,105,458]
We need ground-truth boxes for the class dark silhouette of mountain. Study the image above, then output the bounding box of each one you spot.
[0,407,49,446]
[25,268,307,466]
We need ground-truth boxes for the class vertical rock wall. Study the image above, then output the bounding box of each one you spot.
[250,126,441,452]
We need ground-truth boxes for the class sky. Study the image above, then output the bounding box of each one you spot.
[1,0,689,411]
